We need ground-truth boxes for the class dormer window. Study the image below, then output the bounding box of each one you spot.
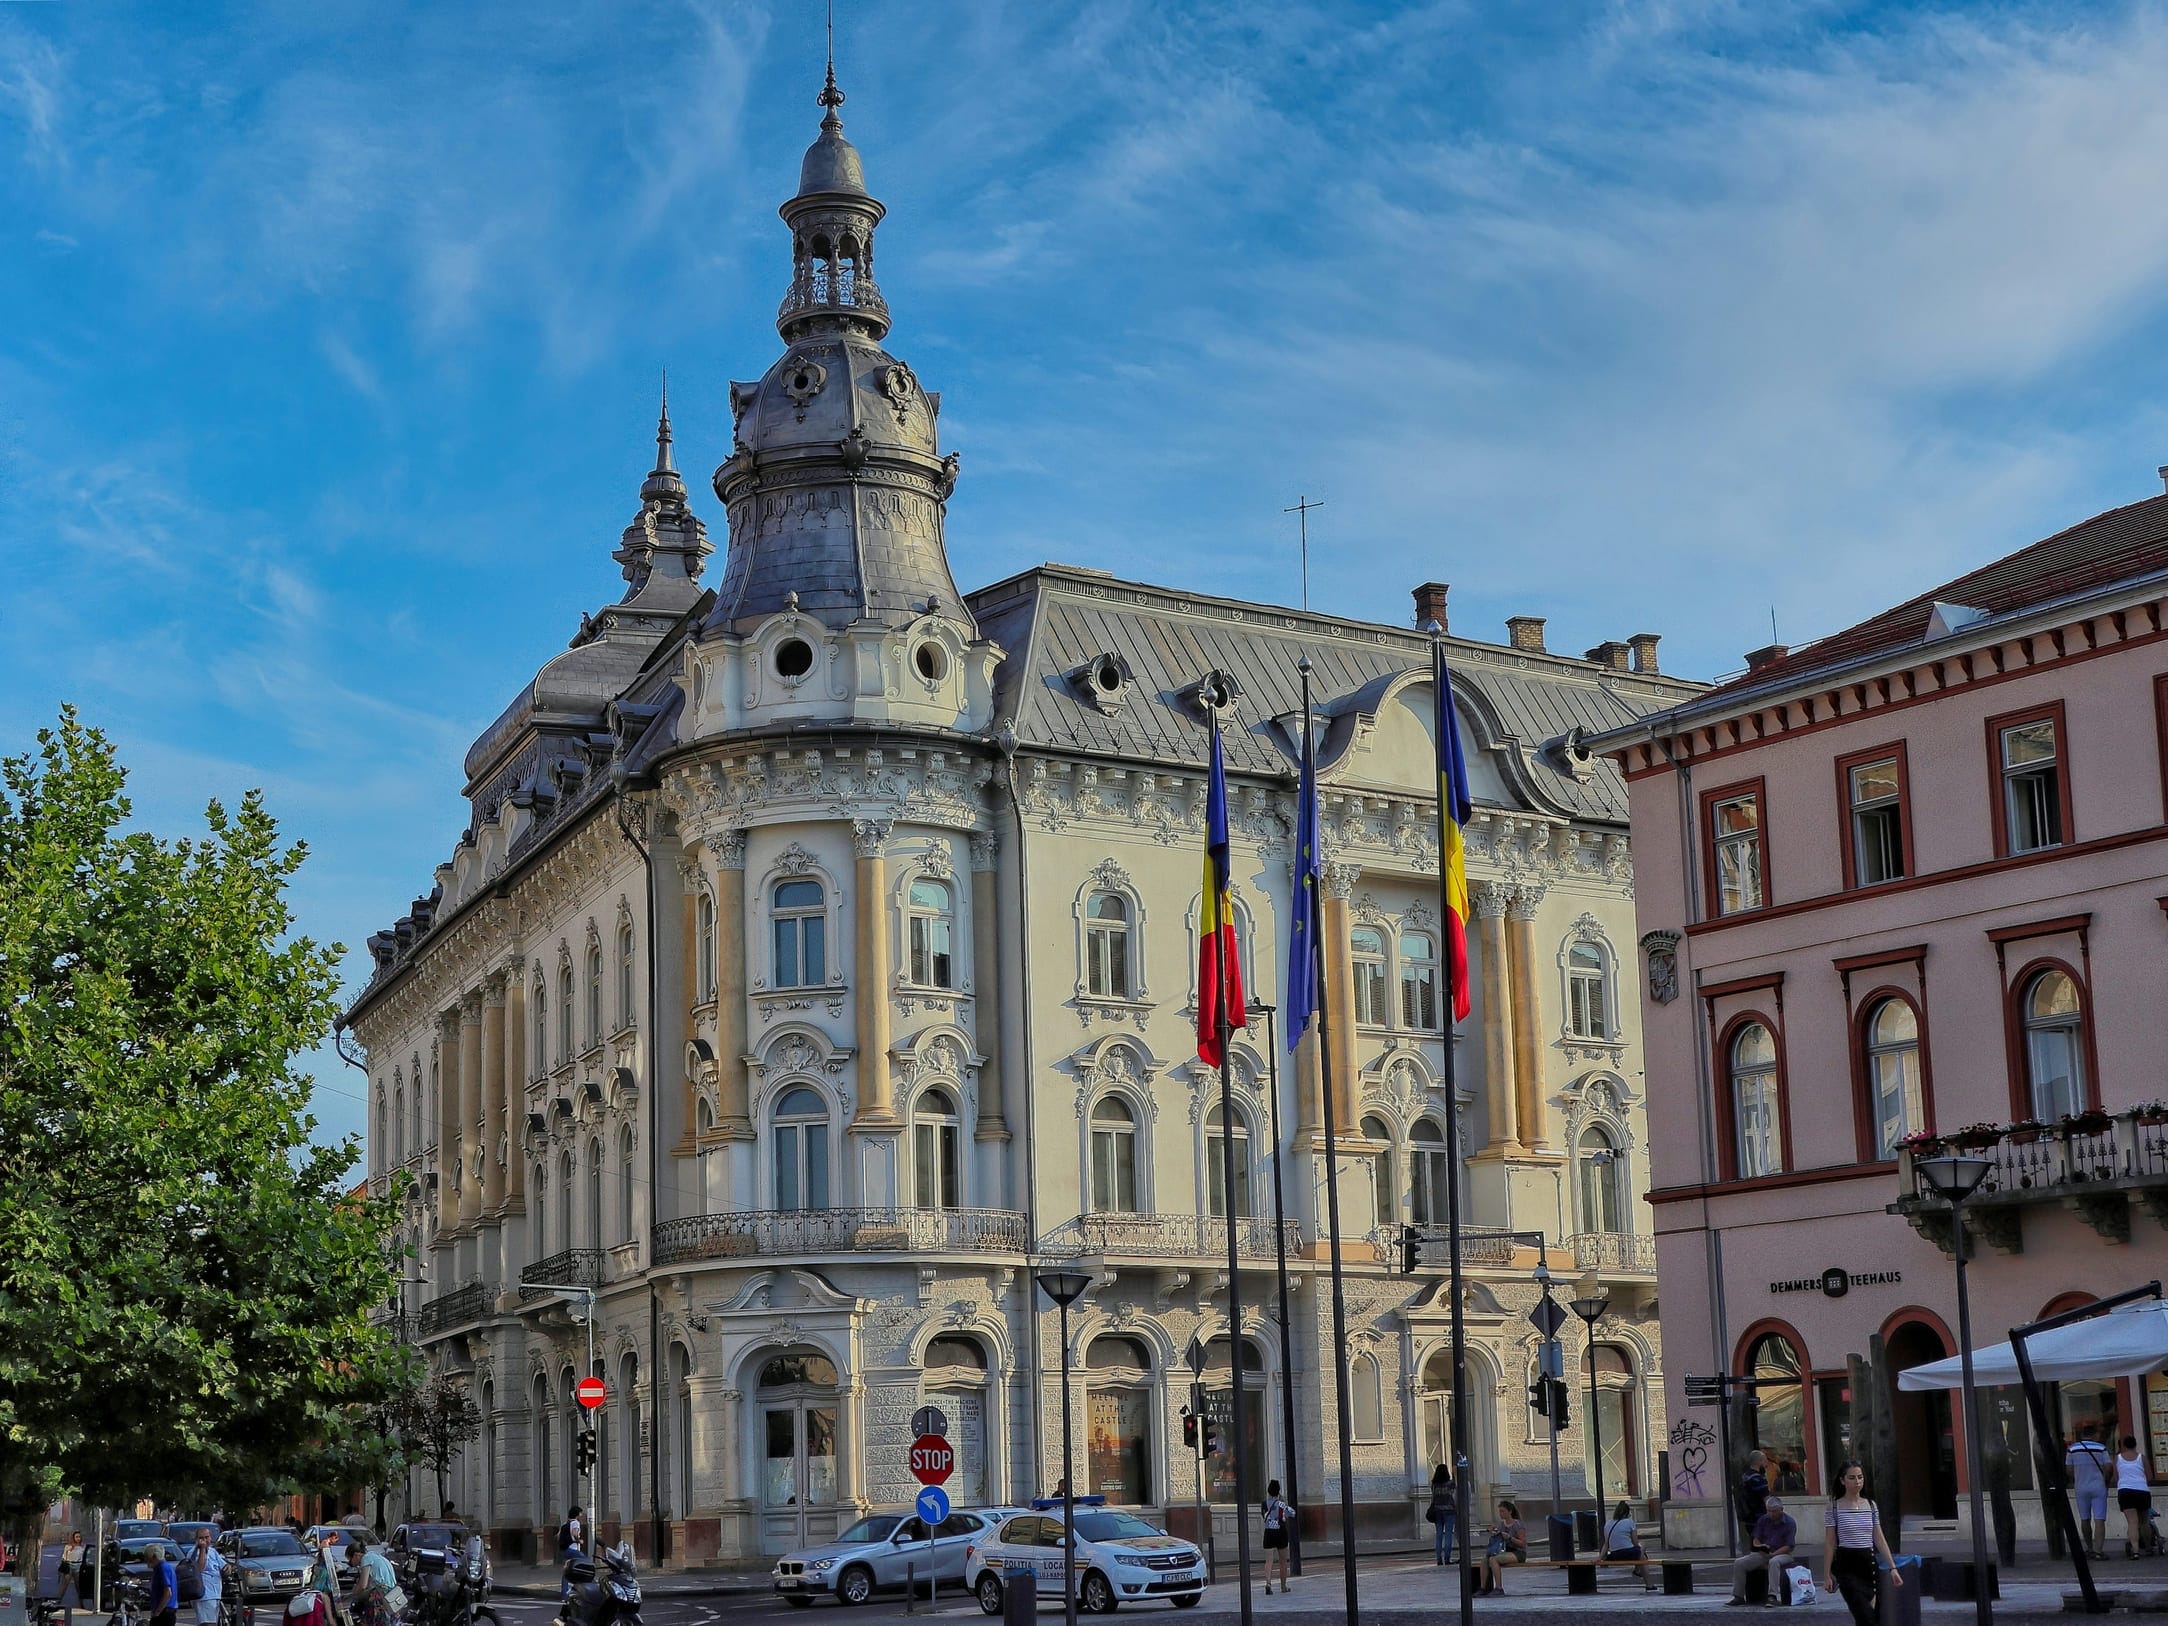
[1179,668,1244,721]
[1068,652,1135,715]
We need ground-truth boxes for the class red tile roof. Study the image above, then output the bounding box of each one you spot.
[1705,491,2168,697]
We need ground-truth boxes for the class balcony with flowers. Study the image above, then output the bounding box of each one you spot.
[1890,1103,2168,1254]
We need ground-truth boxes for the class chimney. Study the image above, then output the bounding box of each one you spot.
[1505,615,1547,653]
[1584,640,1631,672]
[1628,632,1661,674]
[1412,581,1450,631]
[2158,464,2168,495]
[1744,642,1790,674]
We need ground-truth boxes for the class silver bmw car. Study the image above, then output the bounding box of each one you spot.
[771,1508,1021,1608]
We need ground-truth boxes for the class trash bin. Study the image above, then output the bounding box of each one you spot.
[1927,1556,1996,1603]
[1547,1515,1575,1562]
[1879,1554,1923,1626]
[1574,1510,1600,1553]
[1001,1568,1037,1626]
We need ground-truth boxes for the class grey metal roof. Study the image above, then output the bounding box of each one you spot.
[969,566,1702,824]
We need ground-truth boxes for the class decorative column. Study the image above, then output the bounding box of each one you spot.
[1473,884,1520,1154]
[1320,861,1362,1136]
[481,976,508,1211]
[712,832,752,1139]
[852,818,895,1125]
[503,963,527,1210]
[459,994,485,1226]
[1505,886,1550,1151]
[969,830,1008,1140]
[435,1012,461,1237]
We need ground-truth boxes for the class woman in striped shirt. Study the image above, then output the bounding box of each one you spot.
[1822,1460,1900,1626]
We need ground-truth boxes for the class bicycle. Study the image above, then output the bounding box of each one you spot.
[217,1589,256,1626]
[102,1580,150,1626]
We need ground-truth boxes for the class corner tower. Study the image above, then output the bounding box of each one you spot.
[708,66,971,636]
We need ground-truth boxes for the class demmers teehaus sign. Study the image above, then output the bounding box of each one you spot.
[1770,1268,1902,1299]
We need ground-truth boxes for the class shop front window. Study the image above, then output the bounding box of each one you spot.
[1086,1335,1155,1505]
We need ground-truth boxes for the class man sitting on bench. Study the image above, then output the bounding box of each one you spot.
[1730,1495,1798,1606]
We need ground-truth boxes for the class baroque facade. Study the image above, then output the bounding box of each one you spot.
[344,69,1699,1566]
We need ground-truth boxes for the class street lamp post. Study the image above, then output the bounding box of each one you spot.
[529,1282,600,1555]
[1918,1154,1996,1626]
[1038,1271,1093,1626]
[1569,1293,1611,1544]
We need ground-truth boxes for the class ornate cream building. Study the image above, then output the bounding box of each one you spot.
[344,69,1700,1566]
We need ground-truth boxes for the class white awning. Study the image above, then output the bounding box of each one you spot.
[1896,1299,2168,1391]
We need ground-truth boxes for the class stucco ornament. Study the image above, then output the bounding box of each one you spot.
[1641,929,1681,1005]
[780,353,828,417]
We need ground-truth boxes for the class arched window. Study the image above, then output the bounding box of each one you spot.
[1351,927,1390,1026]
[908,879,955,988]
[1400,931,1440,1031]
[1086,1335,1155,1505]
[1730,1022,1782,1177]
[925,1336,990,1507]
[1090,1098,1139,1213]
[1568,943,1610,1040]
[1578,1124,1622,1233]
[374,1088,388,1167]
[531,1162,547,1264]
[1409,1118,1451,1224]
[393,1084,406,1164]
[617,1351,640,1530]
[586,941,603,1046]
[586,1138,603,1251]
[1864,998,1923,1156]
[772,879,825,989]
[1583,1342,1639,1495]
[556,1151,575,1255]
[617,920,636,1030]
[558,962,575,1060]
[411,1057,425,1147]
[429,1056,440,1135]
[1362,1113,1397,1227]
[619,1126,636,1242]
[773,1085,831,1210]
[1418,1348,1461,1484]
[1351,1351,1385,1442]
[2022,970,2086,1121]
[1742,1331,1806,1486]
[1084,892,1133,999]
[695,890,718,1002]
[912,1087,961,1210]
[695,1098,720,1215]
[532,986,548,1076]
[671,1343,695,1518]
[1205,1102,1251,1219]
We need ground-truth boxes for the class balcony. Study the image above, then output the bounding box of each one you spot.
[1568,1231,1658,1275]
[519,1249,606,1300]
[416,1277,496,1338]
[651,1206,1030,1267]
[1892,1107,2168,1253]
[1067,1213,1303,1263]
[1367,1224,1522,1270]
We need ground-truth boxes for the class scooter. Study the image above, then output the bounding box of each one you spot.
[400,1538,493,1626]
[551,1544,640,1626]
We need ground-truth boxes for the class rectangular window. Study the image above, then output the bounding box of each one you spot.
[774,915,826,988]
[1847,754,1907,885]
[1086,925,1129,998]
[1400,934,1439,1030]
[1709,789,1765,915]
[1998,715,2064,854]
[909,914,953,988]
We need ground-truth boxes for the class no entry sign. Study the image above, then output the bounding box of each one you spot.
[909,1433,955,1486]
[576,1376,607,1410]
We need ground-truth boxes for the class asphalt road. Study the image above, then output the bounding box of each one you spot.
[489,1591,992,1625]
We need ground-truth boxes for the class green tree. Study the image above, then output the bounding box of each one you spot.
[0,710,407,1514]
[387,1375,482,1519]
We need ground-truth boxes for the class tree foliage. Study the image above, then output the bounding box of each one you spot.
[386,1375,480,1517]
[0,710,407,1510]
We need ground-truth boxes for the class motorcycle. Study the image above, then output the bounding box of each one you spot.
[399,1538,494,1626]
[552,1544,640,1626]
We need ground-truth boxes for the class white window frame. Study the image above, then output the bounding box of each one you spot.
[771,1082,833,1211]
[1204,1100,1253,1220]
[2000,719,2064,854]
[1409,1118,1452,1224]
[1712,793,1764,915]
[905,877,957,991]
[1863,997,1923,1157]
[912,1085,963,1210]
[1730,1023,1782,1178]
[1090,1096,1141,1214]
[1848,757,1906,885]
[695,889,718,1003]
[617,915,637,1032]
[1576,1122,1623,1234]
[1399,930,1440,1032]
[1350,927,1391,1028]
[1362,1112,1399,1227]
[2021,970,2086,1121]
[770,878,828,990]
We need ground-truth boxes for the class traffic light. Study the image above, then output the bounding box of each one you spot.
[1548,1380,1571,1432]
[1527,1378,1549,1420]
[1399,1225,1419,1275]
[1181,1409,1198,1450]
[1202,1414,1223,1456]
[575,1428,597,1474]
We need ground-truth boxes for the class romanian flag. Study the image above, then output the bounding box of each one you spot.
[1198,722,1248,1065]
[1434,642,1474,1023]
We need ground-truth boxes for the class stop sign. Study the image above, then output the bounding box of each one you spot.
[576,1376,607,1410]
[909,1433,955,1486]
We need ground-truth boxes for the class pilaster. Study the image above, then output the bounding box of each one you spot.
[1472,884,1520,1155]
[852,817,896,1125]
[712,833,752,1140]
[1321,861,1361,1137]
[1505,885,1549,1152]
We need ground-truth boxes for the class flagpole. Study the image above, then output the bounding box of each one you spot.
[1429,630,1476,1626]
[1300,655,1363,1624]
[1261,1001,1302,1579]
[1208,705,1258,1626]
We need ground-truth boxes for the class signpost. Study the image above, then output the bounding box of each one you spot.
[916,1486,951,1524]
[907,1419,954,1615]
[576,1375,607,1410]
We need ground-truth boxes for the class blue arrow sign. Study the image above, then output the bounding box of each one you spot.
[916,1485,951,1525]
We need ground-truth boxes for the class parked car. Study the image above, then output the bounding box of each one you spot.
[101,1522,169,1606]
[964,1499,1204,1614]
[222,1528,315,1604]
[303,1528,364,1585]
[771,1509,1022,1608]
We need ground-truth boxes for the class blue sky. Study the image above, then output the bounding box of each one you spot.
[7,0,2168,1149]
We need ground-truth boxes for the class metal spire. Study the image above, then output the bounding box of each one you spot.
[819,0,844,113]
[655,370,674,473]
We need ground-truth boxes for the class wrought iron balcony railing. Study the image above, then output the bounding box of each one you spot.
[519,1249,606,1299]
[1052,1212,1304,1262]
[1893,1106,2168,1253]
[1366,1224,1521,1270]
[416,1277,495,1337]
[1568,1231,1658,1274]
[651,1206,1030,1268]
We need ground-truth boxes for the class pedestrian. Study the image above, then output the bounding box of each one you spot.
[2069,1424,2112,1559]
[1729,1494,1798,1604]
[349,1540,401,1626]
[1476,1499,1526,1596]
[57,1531,86,1610]
[1735,1451,1771,1542]
[1260,1479,1294,1595]
[1603,1500,1649,1582]
[555,1507,585,1601]
[188,1524,226,1626]
[2118,1435,2154,1557]
[1426,1464,1458,1568]
[1821,1461,1899,1626]
[146,1543,180,1626]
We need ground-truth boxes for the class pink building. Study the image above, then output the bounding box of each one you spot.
[1590,484,2168,1550]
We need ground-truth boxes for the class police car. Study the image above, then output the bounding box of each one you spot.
[964,1497,1204,1613]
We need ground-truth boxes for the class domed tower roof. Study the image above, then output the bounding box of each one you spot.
[706,67,971,636]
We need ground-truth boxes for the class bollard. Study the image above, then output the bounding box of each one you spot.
[905,1560,915,1615]
[1001,1568,1038,1626]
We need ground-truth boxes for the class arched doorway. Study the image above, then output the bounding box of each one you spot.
[756,1349,841,1555]
[1584,1343,1640,1497]
[924,1335,991,1508]
[1202,1336,1267,1506]
[1085,1335,1156,1506]
[1886,1319,1957,1518]
[1418,1346,1486,1492]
